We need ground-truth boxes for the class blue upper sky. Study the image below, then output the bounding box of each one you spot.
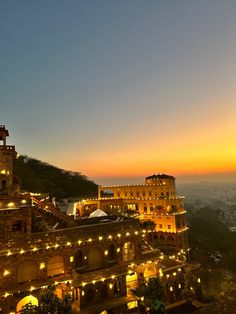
[1,1,235,184]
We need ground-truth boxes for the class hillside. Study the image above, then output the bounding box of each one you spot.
[13,155,98,199]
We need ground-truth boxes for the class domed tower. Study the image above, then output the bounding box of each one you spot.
[145,174,177,197]
[0,125,17,196]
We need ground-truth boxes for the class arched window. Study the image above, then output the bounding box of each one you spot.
[144,206,147,214]
[144,266,157,281]
[160,235,165,241]
[47,255,64,277]
[75,250,84,269]
[87,247,104,271]
[17,260,38,283]
[123,242,135,262]
[108,244,116,261]
[154,234,158,240]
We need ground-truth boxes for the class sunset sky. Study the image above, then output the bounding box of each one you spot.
[1,1,235,184]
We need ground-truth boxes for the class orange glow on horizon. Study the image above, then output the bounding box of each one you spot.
[69,128,236,178]
[47,97,235,181]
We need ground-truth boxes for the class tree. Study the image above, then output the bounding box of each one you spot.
[132,277,165,314]
[20,286,73,314]
[140,220,156,231]
[14,155,98,199]
[181,271,198,301]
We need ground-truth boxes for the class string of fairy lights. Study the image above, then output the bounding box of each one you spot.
[1,253,192,300]
[1,244,190,300]
[0,226,189,258]
[0,204,190,305]
[1,230,141,257]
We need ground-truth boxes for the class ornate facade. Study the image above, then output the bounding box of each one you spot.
[76,175,189,256]
[0,126,198,314]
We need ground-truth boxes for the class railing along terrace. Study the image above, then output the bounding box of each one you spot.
[0,195,32,209]
[0,217,140,254]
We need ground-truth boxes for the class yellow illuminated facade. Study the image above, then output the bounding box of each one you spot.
[76,174,189,254]
[0,125,198,313]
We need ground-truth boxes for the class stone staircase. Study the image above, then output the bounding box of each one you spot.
[31,196,76,229]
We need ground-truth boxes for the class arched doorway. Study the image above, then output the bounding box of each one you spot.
[126,272,138,295]
[17,260,38,284]
[123,242,135,262]
[47,255,64,277]
[144,265,157,281]
[87,247,104,270]
[55,283,69,300]
[16,295,38,313]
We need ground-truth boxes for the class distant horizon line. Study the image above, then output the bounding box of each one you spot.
[91,172,236,186]
[16,154,236,185]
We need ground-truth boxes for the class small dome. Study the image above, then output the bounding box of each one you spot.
[89,209,107,218]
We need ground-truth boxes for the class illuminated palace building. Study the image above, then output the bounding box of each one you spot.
[76,175,189,256]
[0,125,199,314]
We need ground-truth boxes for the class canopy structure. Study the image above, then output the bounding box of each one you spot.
[89,209,107,218]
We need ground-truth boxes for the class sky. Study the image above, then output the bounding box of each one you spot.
[1,1,236,185]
